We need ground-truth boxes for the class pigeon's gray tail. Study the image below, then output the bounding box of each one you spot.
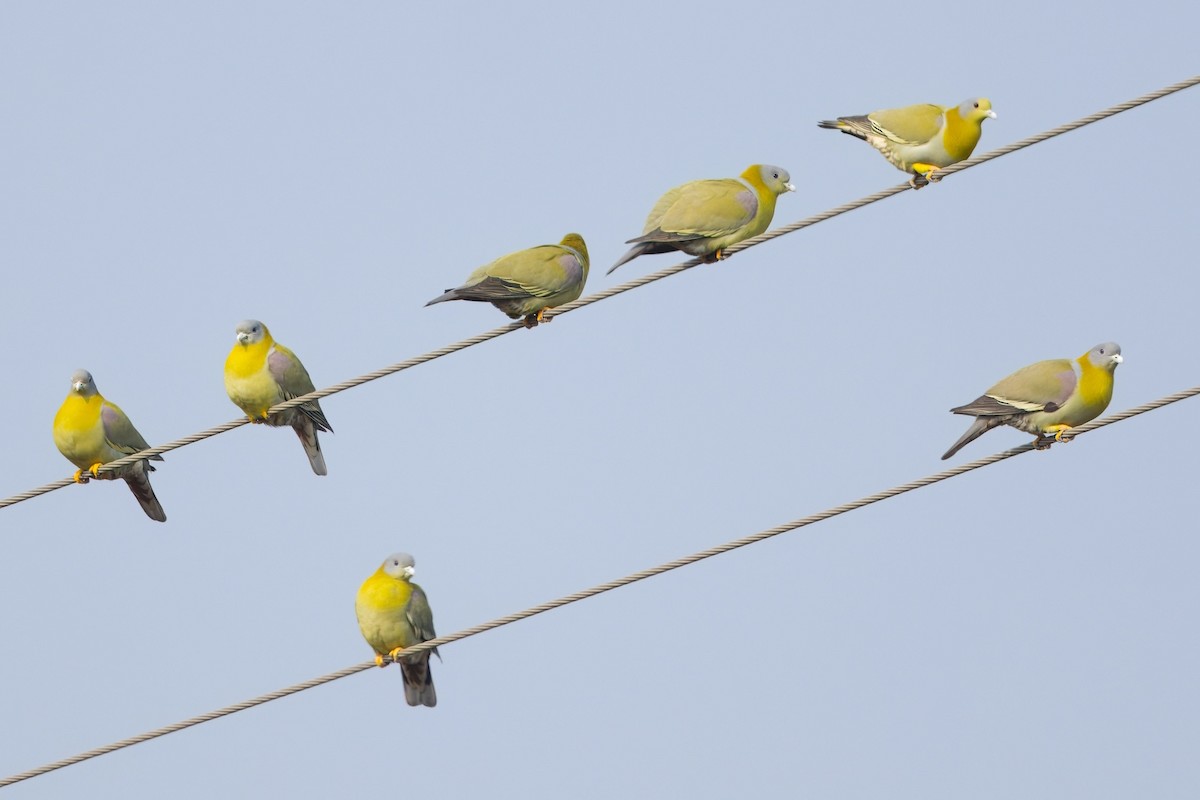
[941,417,1004,461]
[293,418,328,476]
[400,653,436,708]
[123,461,167,522]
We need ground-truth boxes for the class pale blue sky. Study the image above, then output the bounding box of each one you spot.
[2,2,1199,798]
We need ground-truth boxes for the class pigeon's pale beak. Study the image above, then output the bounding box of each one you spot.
[1112,354,1123,364]
[986,110,997,120]
[784,182,796,192]
[237,332,250,344]
[72,381,85,391]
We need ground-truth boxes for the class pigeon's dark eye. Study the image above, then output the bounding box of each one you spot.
[973,102,980,108]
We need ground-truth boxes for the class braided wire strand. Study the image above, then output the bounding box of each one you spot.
[5,76,1195,512]
[4,384,1197,787]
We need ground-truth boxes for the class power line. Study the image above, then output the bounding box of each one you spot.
[4,383,1197,788]
[3,75,1195,514]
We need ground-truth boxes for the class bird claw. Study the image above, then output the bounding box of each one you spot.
[523,308,552,329]
[387,647,405,663]
[72,469,90,484]
[1052,427,1075,444]
[373,654,386,667]
[1033,427,1075,450]
[908,172,933,190]
[909,165,942,189]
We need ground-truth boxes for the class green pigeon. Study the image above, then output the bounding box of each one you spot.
[608,164,795,274]
[356,552,439,708]
[942,342,1122,459]
[819,98,995,186]
[427,233,589,329]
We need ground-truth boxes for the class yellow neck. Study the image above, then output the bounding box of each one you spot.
[1075,354,1114,408]
[754,192,779,224]
[59,392,103,422]
[740,165,766,190]
[361,570,413,611]
[942,107,983,161]
[226,334,273,377]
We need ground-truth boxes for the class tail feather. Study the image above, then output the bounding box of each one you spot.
[941,416,1004,460]
[123,463,167,522]
[293,418,328,476]
[400,655,436,708]
[434,277,534,303]
[818,117,869,141]
[607,242,653,275]
[425,288,461,306]
[299,402,333,434]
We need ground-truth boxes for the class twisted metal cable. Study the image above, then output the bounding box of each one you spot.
[2,75,1196,513]
[4,384,1197,787]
